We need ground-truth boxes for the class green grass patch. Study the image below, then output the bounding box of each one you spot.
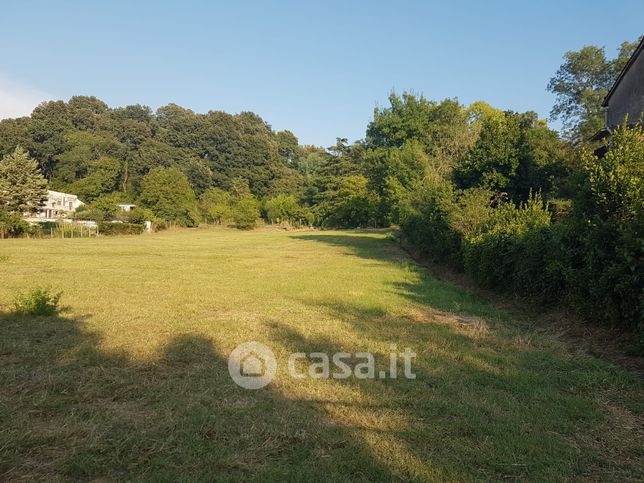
[0,227,641,481]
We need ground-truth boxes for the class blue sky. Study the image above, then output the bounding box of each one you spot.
[1,1,642,146]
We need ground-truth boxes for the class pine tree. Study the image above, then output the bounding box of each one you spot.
[0,146,48,214]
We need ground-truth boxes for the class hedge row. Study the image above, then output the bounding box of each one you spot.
[400,126,643,348]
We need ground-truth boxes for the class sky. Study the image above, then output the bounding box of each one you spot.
[1,1,643,147]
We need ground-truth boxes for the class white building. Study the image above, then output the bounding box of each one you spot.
[118,203,137,212]
[36,190,85,219]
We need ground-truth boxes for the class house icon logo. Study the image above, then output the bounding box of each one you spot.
[228,342,277,389]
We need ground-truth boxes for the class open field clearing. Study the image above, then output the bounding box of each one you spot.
[1,228,642,481]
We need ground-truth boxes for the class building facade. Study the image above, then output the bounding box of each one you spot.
[602,38,644,128]
[37,190,85,219]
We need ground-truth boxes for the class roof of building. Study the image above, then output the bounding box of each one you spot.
[48,190,79,198]
[602,36,644,107]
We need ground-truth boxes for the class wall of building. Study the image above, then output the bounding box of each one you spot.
[607,51,644,128]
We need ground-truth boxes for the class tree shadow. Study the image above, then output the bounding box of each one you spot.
[0,312,400,481]
[285,231,644,480]
[290,231,503,318]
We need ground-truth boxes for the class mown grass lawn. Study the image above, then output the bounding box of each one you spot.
[0,228,642,481]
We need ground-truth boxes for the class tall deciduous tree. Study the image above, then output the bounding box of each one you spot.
[0,146,48,214]
[139,167,200,226]
[547,39,640,142]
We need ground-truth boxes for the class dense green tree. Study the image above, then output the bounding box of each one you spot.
[0,146,48,214]
[275,130,301,165]
[365,140,430,224]
[316,175,378,227]
[139,167,200,226]
[53,131,123,186]
[74,193,125,222]
[0,118,31,158]
[547,39,640,141]
[231,196,260,229]
[454,109,520,192]
[66,157,122,202]
[199,188,232,224]
[264,194,301,224]
[508,114,574,201]
[366,93,440,149]
[28,101,73,178]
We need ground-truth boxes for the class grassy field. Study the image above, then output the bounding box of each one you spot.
[0,228,642,481]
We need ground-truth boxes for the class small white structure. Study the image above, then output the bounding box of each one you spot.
[36,190,85,219]
[118,203,137,212]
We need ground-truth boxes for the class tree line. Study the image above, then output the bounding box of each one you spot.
[0,38,641,344]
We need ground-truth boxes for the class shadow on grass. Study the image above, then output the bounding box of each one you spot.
[0,312,400,481]
[284,231,644,480]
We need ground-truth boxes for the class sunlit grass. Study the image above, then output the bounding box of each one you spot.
[1,227,642,481]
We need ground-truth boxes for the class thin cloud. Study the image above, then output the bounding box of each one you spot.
[0,75,52,119]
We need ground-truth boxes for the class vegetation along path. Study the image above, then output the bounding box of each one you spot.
[1,228,642,481]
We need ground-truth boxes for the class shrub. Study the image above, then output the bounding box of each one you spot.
[463,193,551,289]
[570,125,643,338]
[14,287,62,316]
[450,188,494,239]
[199,188,232,224]
[263,194,313,227]
[124,207,155,224]
[98,222,145,236]
[0,208,29,238]
[399,176,460,261]
[74,193,124,222]
[231,196,260,229]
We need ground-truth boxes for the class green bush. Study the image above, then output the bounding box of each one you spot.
[0,208,29,238]
[124,207,154,224]
[199,188,232,224]
[570,125,643,339]
[399,176,460,262]
[231,196,260,229]
[14,287,62,316]
[98,222,145,236]
[263,194,314,227]
[463,193,551,289]
[401,125,643,348]
[74,194,124,222]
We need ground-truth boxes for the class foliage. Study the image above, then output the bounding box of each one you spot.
[365,140,430,224]
[0,207,29,238]
[14,287,62,316]
[231,196,260,229]
[454,109,520,192]
[0,97,301,204]
[462,193,552,288]
[0,146,48,214]
[402,123,643,343]
[199,188,232,224]
[75,193,124,221]
[547,39,640,141]
[98,222,145,236]
[124,207,155,224]
[571,125,643,336]
[399,175,460,261]
[139,167,200,227]
[65,157,122,202]
[316,175,379,228]
[264,194,296,223]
